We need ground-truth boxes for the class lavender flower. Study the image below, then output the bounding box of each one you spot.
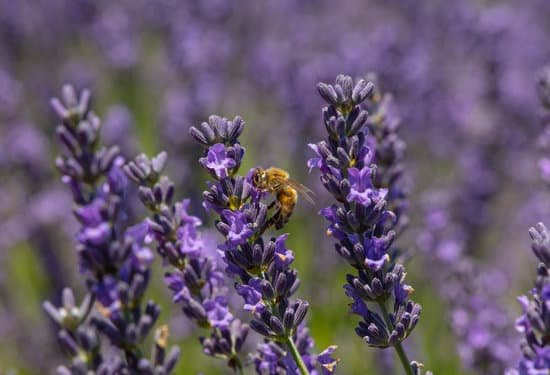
[309,75,421,374]
[4,1,550,372]
[537,67,550,185]
[124,152,249,372]
[250,326,337,375]
[200,143,238,179]
[508,223,550,374]
[364,86,409,234]
[46,85,180,373]
[418,189,518,373]
[43,288,102,371]
[191,115,338,374]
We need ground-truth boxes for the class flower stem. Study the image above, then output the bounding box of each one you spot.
[286,335,310,375]
[260,271,309,374]
[378,302,413,375]
[393,343,413,375]
[236,362,244,375]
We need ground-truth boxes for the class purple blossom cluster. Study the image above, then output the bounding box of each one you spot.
[537,67,550,185]
[190,115,338,374]
[508,223,550,373]
[309,75,421,374]
[363,80,409,237]
[416,147,517,373]
[2,1,550,372]
[123,152,249,372]
[43,85,179,373]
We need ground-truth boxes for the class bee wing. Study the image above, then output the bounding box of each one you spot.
[287,179,316,205]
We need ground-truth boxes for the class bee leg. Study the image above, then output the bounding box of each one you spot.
[267,200,278,210]
[274,218,284,230]
[263,204,283,231]
[265,216,280,230]
[264,216,275,230]
[275,209,290,229]
[272,206,287,230]
[259,203,277,233]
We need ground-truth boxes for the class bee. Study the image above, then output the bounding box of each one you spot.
[252,167,315,229]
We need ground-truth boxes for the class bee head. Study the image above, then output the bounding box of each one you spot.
[252,167,266,189]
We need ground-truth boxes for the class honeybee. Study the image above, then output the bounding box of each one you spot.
[252,167,315,229]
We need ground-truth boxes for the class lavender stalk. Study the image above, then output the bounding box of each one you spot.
[123,152,249,373]
[537,67,550,186]
[44,85,180,373]
[190,115,338,374]
[508,223,550,373]
[309,75,422,374]
[364,85,409,237]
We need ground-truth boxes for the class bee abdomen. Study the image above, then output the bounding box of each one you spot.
[273,188,298,229]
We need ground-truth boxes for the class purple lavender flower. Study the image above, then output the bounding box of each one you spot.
[251,327,338,375]
[347,167,388,206]
[418,180,519,373]
[191,114,338,374]
[89,3,139,70]
[43,289,102,373]
[309,75,421,374]
[200,143,238,179]
[537,67,550,186]
[221,210,254,246]
[204,296,233,329]
[6,1,550,373]
[252,341,286,374]
[363,86,409,234]
[508,223,550,374]
[236,278,265,314]
[316,345,339,374]
[273,233,295,268]
[361,235,392,271]
[124,152,249,372]
[46,85,180,373]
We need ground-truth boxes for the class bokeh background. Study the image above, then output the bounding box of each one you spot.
[1,0,550,373]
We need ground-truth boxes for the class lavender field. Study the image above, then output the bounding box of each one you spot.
[1,0,549,374]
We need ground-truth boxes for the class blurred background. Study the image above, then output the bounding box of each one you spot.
[1,0,549,373]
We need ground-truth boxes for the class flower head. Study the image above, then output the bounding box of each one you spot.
[236,278,265,314]
[200,143,237,179]
[310,75,421,364]
[204,296,233,329]
[347,167,388,206]
[221,209,253,246]
[510,223,550,373]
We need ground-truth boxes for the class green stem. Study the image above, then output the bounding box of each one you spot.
[259,274,308,375]
[393,343,413,375]
[234,358,244,375]
[285,335,310,375]
[378,302,413,375]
